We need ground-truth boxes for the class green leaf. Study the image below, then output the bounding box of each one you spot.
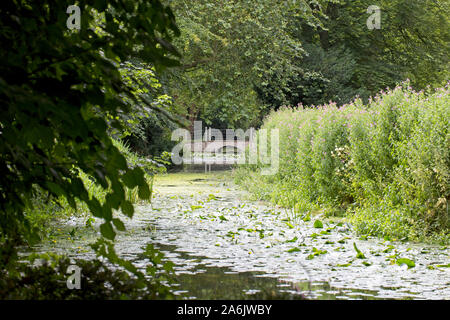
[138,183,150,200]
[121,200,134,218]
[105,192,122,210]
[88,198,103,218]
[102,205,113,221]
[287,247,301,253]
[70,177,88,200]
[45,181,66,197]
[122,168,145,189]
[100,222,116,240]
[163,261,175,273]
[112,218,126,231]
[122,170,137,189]
[67,196,77,210]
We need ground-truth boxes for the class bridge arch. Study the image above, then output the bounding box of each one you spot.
[217,145,243,154]
[203,140,247,154]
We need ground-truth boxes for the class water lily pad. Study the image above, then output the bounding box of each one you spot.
[313,220,323,228]
[285,221,295,229]
[396,258,415,268]
[336,261,353,267]
[306,247,327,259]
[285,236,298,243]
[435,263,450,268]
[353,242,366,259]
[207,194,217,201]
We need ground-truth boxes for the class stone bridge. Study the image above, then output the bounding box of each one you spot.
[183,127,253,172]
[187,127,253,154]
[188,140,249,154]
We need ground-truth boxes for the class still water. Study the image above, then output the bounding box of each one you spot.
[31,171,450,300]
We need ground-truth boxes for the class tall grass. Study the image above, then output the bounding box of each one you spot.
[235,81,450,242]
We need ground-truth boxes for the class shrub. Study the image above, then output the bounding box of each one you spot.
[236,81,450,242]
[0,242,175,300]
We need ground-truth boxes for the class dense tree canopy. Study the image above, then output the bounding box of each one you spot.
[162,0,324,129]
[0,0,180,263]
[260,0,450,107]
[160,0,449,130]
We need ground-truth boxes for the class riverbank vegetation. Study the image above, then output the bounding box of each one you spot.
[0,0,449,299]
[235,83,450,244]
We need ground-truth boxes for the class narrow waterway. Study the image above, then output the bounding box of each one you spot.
[30,171,450,299]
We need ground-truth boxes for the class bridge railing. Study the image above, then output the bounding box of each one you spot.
[191,127,255,142]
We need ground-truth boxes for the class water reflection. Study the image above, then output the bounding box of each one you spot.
[27,171,450,300]
[174,267,305,300]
